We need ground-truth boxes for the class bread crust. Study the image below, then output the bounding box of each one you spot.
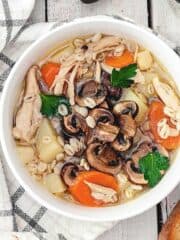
[159,201,180,240]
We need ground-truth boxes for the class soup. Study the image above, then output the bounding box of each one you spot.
[12,34,180,207]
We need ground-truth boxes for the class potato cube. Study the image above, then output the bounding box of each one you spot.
[137,50,153,70]
[36,118,63,163]
[16,145,34,164]
[43,173,66,193]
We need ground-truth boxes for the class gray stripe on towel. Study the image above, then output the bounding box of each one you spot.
[1,0,13,43]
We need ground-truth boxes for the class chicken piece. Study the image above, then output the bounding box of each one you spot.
[13,65,42,141]
[153,77,180,110]
[84,181,118,204]
[92,36,121,52]
[67,64,79,106]
[50,64,75,95]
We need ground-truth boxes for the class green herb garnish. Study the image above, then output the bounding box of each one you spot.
[110,63,137,88]
[40,94,71,117]
[139,151,169,187]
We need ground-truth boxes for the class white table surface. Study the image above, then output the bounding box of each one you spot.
[30,1,180,239]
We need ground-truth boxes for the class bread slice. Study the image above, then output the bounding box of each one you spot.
[159,201,180,240]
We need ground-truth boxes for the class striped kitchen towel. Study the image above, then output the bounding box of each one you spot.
[0,1,115,240]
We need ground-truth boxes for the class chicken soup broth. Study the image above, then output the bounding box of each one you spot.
[13,34,180,207]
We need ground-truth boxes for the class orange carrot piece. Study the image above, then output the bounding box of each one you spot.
[41,62,60,88]
[69,171,118,207]
[105,50,134,68]
[149,101,180,150]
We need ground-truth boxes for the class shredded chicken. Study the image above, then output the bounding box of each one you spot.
[84,181,118,203]
[95,61,101,83]
[67,64,79,105]
[153,77,180,110]
[164,106,180,131]
[157,118,179,139]
[51,64,74,95]
[92,36,121,52]
[13,65,42,141]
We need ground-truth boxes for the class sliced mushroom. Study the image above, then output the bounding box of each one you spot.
[119,115,136,138]
[112,133,132,152]
[125,161,148,185]
[101,71,122,103]
[61,162,80,186]
[89,108,114,125]
[86,143,122,175]
[63,112,87,134]
[113,101,139,118]
[75,80,107,108]
[88,123,119,144]
[99,101,109,109]
[131,142,152,168]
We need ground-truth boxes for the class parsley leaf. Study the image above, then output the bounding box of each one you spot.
[110,63,137,88]
[139,151,169,187]
[40,94,71,117]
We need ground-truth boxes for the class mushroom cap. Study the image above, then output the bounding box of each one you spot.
[61,162,80,186]
[86,143,122,175]
[113,101,139,118]
[125,161,148,185]
[89,108,114,125]
[63,112,87,134]
[131,142,152,168]
[99,101,109,109]
[118,115,136,138]
[75,80,107,107]
[101,71,122,102]
[112,133,132,152]
[87,123,119,144]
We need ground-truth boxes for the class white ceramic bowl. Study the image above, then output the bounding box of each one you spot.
[0,16,180,222]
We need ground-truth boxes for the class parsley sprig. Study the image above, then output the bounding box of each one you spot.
[139,151,169,187]
[110,63,137,88]
[40,94,71,117]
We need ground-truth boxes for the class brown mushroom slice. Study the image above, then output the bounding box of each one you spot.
[89,108,114,125]
[99,101,109,109]
[113,101,139,118]
[119,115,136,138]
[86,143,122,175]
[75,80,107,108]
[78,80,97,97]
[63,112,87,134]
[61,162,80,186]
[88,123,119,143]
[101,71,122,104]
[125,161,147,185]
[131,142,152,168]
[112,133,132,152]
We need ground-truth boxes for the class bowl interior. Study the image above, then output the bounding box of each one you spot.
[1,17,180,221]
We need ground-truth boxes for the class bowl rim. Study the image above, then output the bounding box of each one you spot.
[0,16,180,222]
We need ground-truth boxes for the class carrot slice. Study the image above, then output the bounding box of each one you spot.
[69,171,118,207]
[41,62,60,88]
[105,50,134,68]
[149,101,180,150]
